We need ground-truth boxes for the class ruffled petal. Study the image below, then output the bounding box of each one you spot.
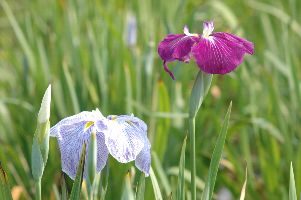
[105,115,147,163]
[56,121,93,179]
[50,109,108,179]
[158,34,199,79]
[50,109,105,138]
[55,122,109,180]
[192,32,254,74]
[135,137,151,176]
[213,32,254,54]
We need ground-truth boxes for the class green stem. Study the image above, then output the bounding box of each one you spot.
[35,178,41,200]
[189,117,196,200]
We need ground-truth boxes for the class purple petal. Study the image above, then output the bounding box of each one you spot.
[96,131,109,173]
[135,137,151,176]
[105,115,147,164]
[55,121,85,179]
[50,109,105,138]
[50,109,109,180]
[213,32,254,54]
[158,34,199,79]
[54,122,109,180]
[192,32,254,74]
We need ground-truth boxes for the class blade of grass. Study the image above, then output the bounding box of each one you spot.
[61,174,68,200]
[167,167,205,191]
[0,0,36,70]
[289,162,297,200]
[0,162,13,200]
[69,143,86,200]
[121,172,135,200]
[150,167,163,200]
[201,102,232,200]
[239,167,248,200]
[152,152,171,195]
[176,136,187,200]
[136,174,145,200]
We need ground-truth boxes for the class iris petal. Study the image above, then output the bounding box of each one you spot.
[158,34,199,79]
[54,122,108,180]
[192,32,254,74]
[135,137,151,176]
[56,121,91,179]
[50,110,108,180]
[96,131,109,173]
[105,115,146,163]
[50,110,105,138]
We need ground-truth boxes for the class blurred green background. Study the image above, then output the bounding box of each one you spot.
[0,0,301,199]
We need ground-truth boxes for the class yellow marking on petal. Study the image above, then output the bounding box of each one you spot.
[126,120,134,127]
[84,121,94,131]
[110,115,118,120]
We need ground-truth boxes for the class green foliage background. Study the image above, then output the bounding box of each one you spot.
[0,0,300,199]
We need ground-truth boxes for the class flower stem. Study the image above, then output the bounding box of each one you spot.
[188,71,212,200]
[189,116,196,200]
[35,178,41,200]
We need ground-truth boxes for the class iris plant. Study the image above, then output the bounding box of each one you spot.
[50,109,151,180]
[158,21,254,79]
[158,21,254,200]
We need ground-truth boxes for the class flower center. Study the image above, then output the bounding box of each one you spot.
[202,21,214,38]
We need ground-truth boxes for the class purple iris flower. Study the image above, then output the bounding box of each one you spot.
[50,109,151,180]
[158,21,254,79]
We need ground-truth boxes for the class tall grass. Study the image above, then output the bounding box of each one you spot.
[0,0,300,199]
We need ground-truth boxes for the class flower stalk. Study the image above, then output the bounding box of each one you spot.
[188,71,212,200]
[87,131,97,196]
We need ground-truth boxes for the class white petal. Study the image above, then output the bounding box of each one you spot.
[105,115,146,163]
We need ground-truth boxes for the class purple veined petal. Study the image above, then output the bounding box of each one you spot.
[192,32,254,74]
[135,137,151,176]
[111,114,147,133]
[56,121,92,179]
[158,33,199,79]
[105,115,147,163]
[56,121,109,180]
[96,131,109,173]
[213,32,254,55]
[50,109,105,137]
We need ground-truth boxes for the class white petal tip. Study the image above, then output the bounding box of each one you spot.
[38,84,51,123]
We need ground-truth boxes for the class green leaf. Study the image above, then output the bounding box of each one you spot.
[150,167,163,200]
[152,152,171,194]
[61,174,68,200]
[136,174,145,200]
[239,167,248,200]
[152,80,171,160]
[289,162,297,200]
[176,136,187,200]
[0,162,12,200]
[100,164,109,200]
[167,167,205,190]
[31,138,44,180]
[201,102,232,200]
[189,71,213,118]
[121,173,135,200]
[87,131,97,192]
[69,143,87,200]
